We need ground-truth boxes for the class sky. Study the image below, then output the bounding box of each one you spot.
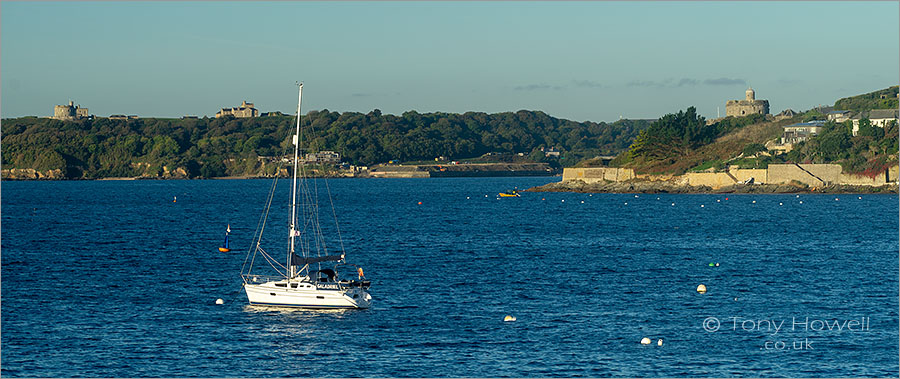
[1,1,898,123]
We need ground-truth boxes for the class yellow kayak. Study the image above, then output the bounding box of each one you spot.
[498,191,521,198]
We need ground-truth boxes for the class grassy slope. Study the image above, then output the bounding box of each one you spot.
[610,117,791,175]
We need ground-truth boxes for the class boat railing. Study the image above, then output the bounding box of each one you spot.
[242,274,286,284]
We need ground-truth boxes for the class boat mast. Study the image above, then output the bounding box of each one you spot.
[288,83,303,280]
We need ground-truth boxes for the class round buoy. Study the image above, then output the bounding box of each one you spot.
[734,297,738,301]
[215,298,224,305]
[717,199,720,203]
[634,195,638,198]
[561,200,565,203]
[624,202,628,205]
[835,198,839,201]
[858,196,862,200]
[657,339,663,346]
[589,194,593,197]
[640,337,651,345]
[173,196,177,203]
[671,203,675,206]
[485,195,488,197]
[503,315,516,322]
[715,263,719,267]
[752,200,756,204]
[725,197,728,200]
[697,284,707,294]
[796,195,800,198]
[799,201,803,204]
[700,204,704,208]
[542,198,545,201]
[418,201,422,205]
[466,197,470,200]
[581,201,584,204]
[779,202,783,206]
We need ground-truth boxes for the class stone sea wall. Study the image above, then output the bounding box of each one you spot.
[562,167,635,183]
[563,163,898,189]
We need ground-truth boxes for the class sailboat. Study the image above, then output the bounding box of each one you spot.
[240,83,372,309]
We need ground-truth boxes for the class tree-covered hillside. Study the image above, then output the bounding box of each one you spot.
[1,110,649,179]
[833,86,898,112]
[607,105,896,176]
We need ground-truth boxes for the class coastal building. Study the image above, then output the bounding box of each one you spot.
[216,100,259,118]
[781,121,825,145]
[726,87,769,117]
[303,151,341,164]
[53,100,90,120]
[827,110,852,123]
[850,109,899,136]
[109,115,139,120]
[542,147,561,157]
[775,109,797,121]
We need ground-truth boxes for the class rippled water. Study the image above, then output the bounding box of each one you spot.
[2,178,898,377]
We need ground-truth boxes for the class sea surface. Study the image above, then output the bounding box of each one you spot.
[2,177,898,377]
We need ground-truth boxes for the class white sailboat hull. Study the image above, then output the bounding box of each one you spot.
[244,281,371,309]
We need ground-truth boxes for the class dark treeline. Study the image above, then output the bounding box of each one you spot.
[1,110,649,178]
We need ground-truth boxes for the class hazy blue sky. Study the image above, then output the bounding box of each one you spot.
[2,1,898,122]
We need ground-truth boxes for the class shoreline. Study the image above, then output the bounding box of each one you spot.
[526,179,899,195]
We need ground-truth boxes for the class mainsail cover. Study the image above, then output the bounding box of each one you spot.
[290,253,344,266]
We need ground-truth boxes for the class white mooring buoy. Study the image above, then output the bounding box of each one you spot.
[504,315,516,322]
[215,298,224,305]
[657,338,663,346]
[640,337,651,345]
[696,284,708,294]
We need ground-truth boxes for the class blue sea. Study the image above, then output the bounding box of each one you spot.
[2,177,898,377]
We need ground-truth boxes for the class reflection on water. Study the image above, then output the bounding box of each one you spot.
[242,304,355,318]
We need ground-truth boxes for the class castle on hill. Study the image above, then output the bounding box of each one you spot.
[53,101,90,120]
[726,87,769,117]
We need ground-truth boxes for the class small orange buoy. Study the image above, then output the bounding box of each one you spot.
[173,196,177,203]
[418,201,422,205]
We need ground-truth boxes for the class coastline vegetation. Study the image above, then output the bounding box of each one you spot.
[603,87,898,177]
[1,110,648,179]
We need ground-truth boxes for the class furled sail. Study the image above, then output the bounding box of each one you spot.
[290,253,344,266]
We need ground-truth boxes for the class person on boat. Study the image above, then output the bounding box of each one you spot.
[358,267,365,279]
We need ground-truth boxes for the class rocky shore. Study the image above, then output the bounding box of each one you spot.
[526,179,899,194]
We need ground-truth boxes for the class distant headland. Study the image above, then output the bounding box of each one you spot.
[3,86,897,195]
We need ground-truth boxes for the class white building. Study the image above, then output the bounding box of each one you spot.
[850,109,899,136]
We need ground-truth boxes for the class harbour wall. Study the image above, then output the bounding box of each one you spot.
[563,164,899,188]
[562,167,635,183]
[367,163,555,178]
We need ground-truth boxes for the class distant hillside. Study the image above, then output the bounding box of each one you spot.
[600,105,896,177]
[607,109,785,175]
[833,86,898,112]
[0,110,649,179]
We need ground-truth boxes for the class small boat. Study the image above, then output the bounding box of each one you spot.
[240,83,372,309]
[498,190,521,198]
[218,224,231,252]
